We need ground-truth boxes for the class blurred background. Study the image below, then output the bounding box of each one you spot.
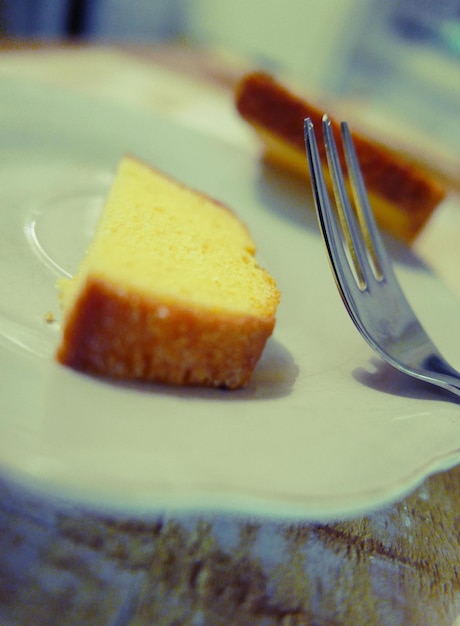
[0,0,459,163]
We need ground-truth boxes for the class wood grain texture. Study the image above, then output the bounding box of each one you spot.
[1,467,460,625]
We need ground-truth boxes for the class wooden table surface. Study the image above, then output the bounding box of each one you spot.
[0,42,459,626]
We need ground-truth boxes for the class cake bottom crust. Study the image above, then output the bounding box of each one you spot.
[56,278,276,389]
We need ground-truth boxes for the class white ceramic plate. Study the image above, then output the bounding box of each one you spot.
[1,79,460,521]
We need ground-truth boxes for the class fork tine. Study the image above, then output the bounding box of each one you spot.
[340,121,395,281]
[304,118,361,298]
[322,116,376,290]
[306,118,460,399]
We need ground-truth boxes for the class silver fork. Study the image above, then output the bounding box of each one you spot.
[304,115,460,399]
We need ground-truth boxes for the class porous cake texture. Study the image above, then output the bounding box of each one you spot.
[57,156,280,389]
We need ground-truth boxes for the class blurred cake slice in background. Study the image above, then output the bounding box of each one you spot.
[235,71,446,244]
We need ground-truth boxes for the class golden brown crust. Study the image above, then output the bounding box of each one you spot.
[57,277,276,389]
[235,72,446,243]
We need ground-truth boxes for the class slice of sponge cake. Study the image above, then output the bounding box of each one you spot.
[56,156,280,389]
[235,72,446,244]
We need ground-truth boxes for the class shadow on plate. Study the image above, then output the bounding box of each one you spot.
[353,357,459,404]
[256,160,320,233]
[382,231,429,272]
